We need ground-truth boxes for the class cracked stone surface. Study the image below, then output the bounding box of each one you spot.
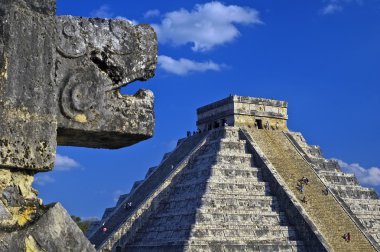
[0,203,96,252]
[0,0,157,251]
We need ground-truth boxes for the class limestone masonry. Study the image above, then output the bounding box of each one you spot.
[0,1,379,250]
[89,95,380,252]
[197,96,288,131]
[0,0,157,251]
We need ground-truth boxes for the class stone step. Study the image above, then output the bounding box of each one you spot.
[101,207,116,220]
[193,154,253,166]
[217,149,251,156]
[200,138,246,151]
[318,170,355,176]
[126,239,305,252]
[174,180,269,191]
[198,206,284,215]
[368,230,380,242]
[195,142,221,156]
[206,127,241,142]
[133,227,299,243]
[202,193,277,201]
[220,138,246,144]
[332,185,378,200]
[171,185,272,199]
[350,206,380,216]
[356,217,380,229]
[149,210,287,227]
[316,159,342,172]
[144,166,158,179]
[133,227,299,245]
[352,210,380,216]
[187,238,305,247]
[179,168,211,182]
[201,196,279,210]
[210,163,261,171]
[189,225,298,240]
[217,144,248,153]
[220,127,241,140]
[159,195,279,212]
[170,184,207,198]
[195,152,252,160]
[141,214,288,234]
[206,181,269,194]
[162,204,279,214]
[192,153,218,166]
[214,156,253,166]
[218,140,247,151]
[116,193,129,206]
[130,180,143,193]
[174,179,268,186]
[168,192,277,202]
[344,198,380,210]
[179,169,264,184]
[182,166,263,181]
[206,177,264,184]
[195,212,287,226]
[319,171,359,186]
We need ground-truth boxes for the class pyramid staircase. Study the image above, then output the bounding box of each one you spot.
[88,127,380,252]
[285,131,380,246]
[87,132,207,249]
[245,129,377,252]
[124,127,305,251]
[90,128,308,251]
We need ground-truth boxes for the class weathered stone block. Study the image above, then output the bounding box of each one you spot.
[0,0,57,171]
[0,203,96,251]
[0,1,159,250]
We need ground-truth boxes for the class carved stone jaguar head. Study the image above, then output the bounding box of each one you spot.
[56,16,157,149]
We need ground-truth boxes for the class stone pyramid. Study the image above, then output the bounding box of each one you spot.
[88,96,380,252]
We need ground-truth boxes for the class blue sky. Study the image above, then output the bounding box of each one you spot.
[35,0,380,219]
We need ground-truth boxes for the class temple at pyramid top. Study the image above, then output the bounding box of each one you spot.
[197,95,288,131]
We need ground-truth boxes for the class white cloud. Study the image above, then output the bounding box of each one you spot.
[153,2,262,52]
[90,5,114,18]
[34,174,55,186]
[144,9,160,19]
[33,154,80,186]
[158,55,224,75]
[320,0,362,15]
[333,159,380,186]
[322,3,343,15]
[54,154,80,171]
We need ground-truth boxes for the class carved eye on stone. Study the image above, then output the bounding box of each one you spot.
[71,82,98,112]
[57,19,87,58]
[63,23,76,37]
[60,72,103,123]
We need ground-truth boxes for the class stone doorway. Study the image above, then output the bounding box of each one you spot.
[256,119,263,129]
